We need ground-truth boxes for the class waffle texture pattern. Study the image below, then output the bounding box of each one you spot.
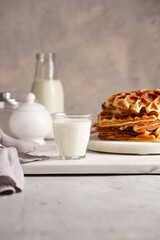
[92,89,160,142]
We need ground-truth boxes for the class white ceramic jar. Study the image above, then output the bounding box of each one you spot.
[9,93,52,145]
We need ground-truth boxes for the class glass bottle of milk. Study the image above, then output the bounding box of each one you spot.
[31,53,64,139]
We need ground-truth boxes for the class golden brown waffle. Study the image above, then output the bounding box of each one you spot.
[92,123,160,142]
[99,89,160,127]
[98,131,160,142]
[92,89,160,142]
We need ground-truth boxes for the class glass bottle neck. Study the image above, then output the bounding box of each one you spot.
[34,53,57,80]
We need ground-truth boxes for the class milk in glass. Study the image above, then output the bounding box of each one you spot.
[52,114,92,159]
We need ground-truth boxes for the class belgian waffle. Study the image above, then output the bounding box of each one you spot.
[92,89,160,142]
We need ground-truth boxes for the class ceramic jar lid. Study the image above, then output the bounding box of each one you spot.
[18,93,45,112]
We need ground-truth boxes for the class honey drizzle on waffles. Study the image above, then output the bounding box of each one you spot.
[92,89,160,142]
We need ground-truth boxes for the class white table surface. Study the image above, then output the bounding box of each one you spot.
[1,141,160,240]
[22,140,160,175]
[1,175,160,240]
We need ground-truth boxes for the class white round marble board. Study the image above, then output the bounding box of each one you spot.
[87,135,160,155]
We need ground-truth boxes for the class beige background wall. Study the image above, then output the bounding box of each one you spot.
[0,0,160,120]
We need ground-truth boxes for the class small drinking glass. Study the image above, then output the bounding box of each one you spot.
[51,113,92,160]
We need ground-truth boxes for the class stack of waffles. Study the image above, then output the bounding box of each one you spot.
[92,89,160,142]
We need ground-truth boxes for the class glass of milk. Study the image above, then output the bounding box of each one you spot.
[51,113,92,160]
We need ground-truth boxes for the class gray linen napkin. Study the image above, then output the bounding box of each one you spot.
[0,129,47,195]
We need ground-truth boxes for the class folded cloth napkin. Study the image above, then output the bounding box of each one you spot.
[0,129,47,195]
